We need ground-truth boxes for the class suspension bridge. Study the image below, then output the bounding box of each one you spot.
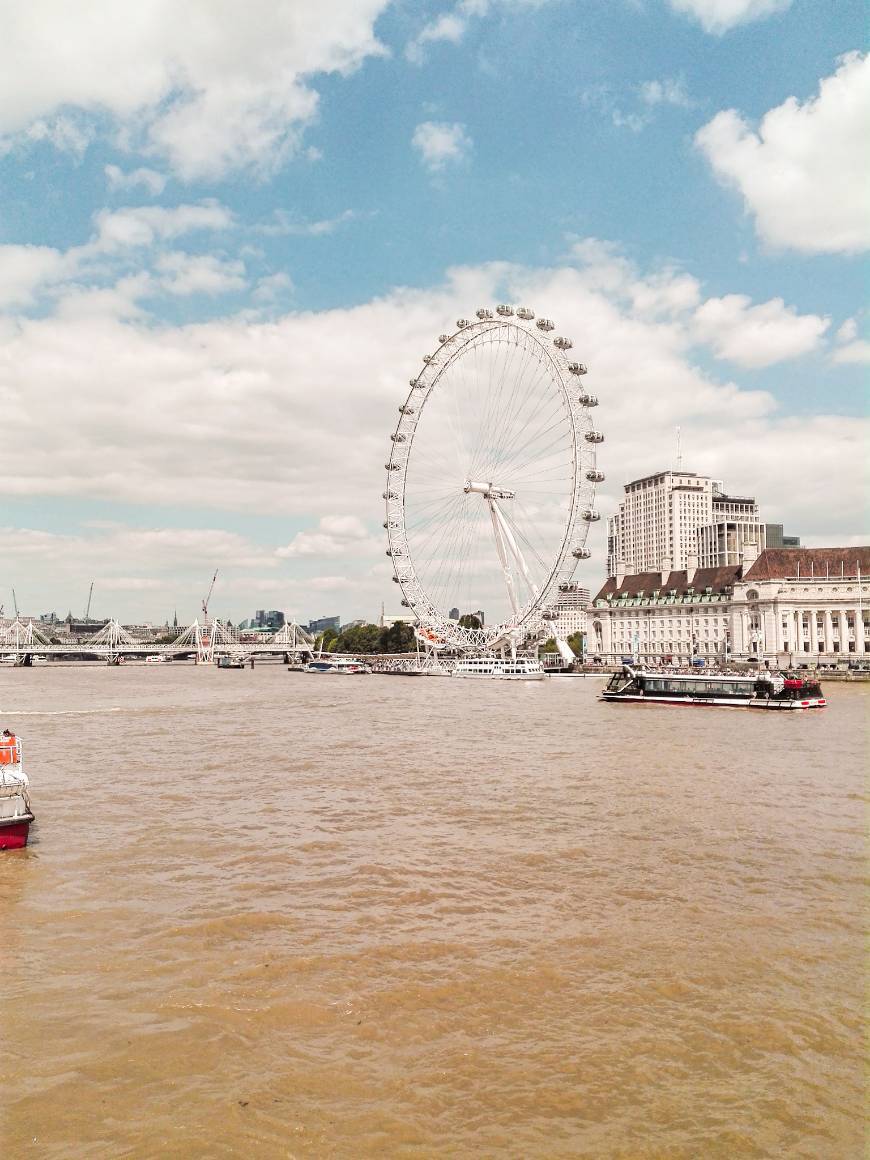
[0,617,315,665]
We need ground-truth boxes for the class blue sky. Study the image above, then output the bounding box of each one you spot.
[0,0,867,625]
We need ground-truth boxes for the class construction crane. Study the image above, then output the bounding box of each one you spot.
[202,569,219,621]
[85,581,94,621]
[12,588,19,617]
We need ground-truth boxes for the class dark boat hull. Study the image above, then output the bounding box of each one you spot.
[0,816,33,849]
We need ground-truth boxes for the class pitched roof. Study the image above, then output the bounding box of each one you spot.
[744,546,870,581]
[593,565,741,602]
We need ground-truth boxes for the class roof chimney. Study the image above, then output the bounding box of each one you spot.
[742,541,760,572]
[686,551,699,585]
[660,556,672,588]
[615,559,626,588]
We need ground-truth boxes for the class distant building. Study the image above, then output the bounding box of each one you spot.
[607,470,762,575]
[546,584,590,639]
[252,610,285,630]
[379,612,417,630]
[449,607,460,620]
[309,615,340,635]
[763,524,801,549]
[57,617,109,638]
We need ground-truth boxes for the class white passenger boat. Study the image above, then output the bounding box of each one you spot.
[451,656,546,680]
[602,666,826,709]
[303,657,372,674]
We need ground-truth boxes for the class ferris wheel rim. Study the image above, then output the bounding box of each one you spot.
[384,309,602,650]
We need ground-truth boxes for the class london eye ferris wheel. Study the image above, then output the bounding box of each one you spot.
[384,306,604,652]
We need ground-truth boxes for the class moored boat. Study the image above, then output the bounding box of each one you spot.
[303,657,372,674]
[216,653,246,669]
[451,655,546,680]
[602,665,825,709]
[0,730,34,849]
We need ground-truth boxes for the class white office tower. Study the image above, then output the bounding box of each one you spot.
[547,583,590,638]
[606,471,761,576]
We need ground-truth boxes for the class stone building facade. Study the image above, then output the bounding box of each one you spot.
[731,546,870,662]
[589,545,870,665]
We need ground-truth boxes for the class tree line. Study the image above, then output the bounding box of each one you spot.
[315,621,416,654]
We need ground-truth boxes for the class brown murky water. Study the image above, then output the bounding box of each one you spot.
[1,665,866,1158]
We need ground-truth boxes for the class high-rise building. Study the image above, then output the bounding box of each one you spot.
[606,470,762,575]
[546,583,589,639]
[308,615,340,635]
[764,524,801,549]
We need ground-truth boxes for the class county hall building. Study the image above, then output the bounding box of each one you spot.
[589,545,870,666]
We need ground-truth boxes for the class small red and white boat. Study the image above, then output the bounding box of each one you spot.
[0,731,34,849]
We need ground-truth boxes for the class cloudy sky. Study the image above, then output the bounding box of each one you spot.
[1,0,866,625]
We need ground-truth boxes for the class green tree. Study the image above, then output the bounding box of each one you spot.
[538,636,557,657]
[458,614,481,630]
[567,631,584,657]
[381,620,415,653]
[314,627,339,652]
[334,623,382,653]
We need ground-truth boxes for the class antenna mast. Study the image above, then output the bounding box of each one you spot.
[675,426,682,472]
[85,580,95,620]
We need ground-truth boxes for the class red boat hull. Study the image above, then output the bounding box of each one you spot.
[0,819,31,849]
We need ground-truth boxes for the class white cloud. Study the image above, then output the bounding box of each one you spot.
[0,243,864,621]
[832,340,870,366]
[253,272,294,302]
[669,0,791,35]
[91,202,234,252]
[836,318,857,344]
[692,295,829,367]
[405,0,547,63]
[105,165,167,196]
[256,208,360,237]
[412,121,473,171]
[406,11,468,64]
[696,52,870,254]
[0,245,69,309]
[25,114,94,156]
[0,1,391,180]
[640,78,692,107]
[276,515,374,558]
[156,252,247,297]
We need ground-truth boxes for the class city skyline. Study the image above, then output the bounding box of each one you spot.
[1,2,867,623]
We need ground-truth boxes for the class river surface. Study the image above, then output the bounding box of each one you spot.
[1,665,866,1158]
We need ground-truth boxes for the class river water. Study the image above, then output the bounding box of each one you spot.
[1,665,865,1158]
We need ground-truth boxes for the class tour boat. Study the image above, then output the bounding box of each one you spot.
[602,666,825,709]
[216,653,246,669]
[0,733,34,849]
[451,656,546,680]
[303,657,372,674]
